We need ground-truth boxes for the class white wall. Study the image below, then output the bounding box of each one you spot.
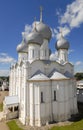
[40,39,49,60]
[51,80,76,122]
[28,44,40,63]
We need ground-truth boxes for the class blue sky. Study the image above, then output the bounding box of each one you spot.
[0,0,83,76]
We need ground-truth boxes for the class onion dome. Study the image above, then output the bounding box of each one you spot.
[24,29,43,45]
[17,41,27,52]
[36,6,52,40]
[55,35,69,50]
[36,22,52,40]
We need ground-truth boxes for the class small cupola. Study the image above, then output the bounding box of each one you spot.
[17,40,27,53]
[55,35,69,50]
[55,33,70,63]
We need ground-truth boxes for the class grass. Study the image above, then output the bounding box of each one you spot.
[7,120,23,130]
[49,119,83,130]
[6,118,83,130]
[0,103,3,111]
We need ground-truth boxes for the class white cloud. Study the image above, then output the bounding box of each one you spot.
[68,49,74,54]
[51,28,58,39]
[75,61,83,66]
[0,53,16,64]
[60,0,83,29]
[50,52,58,61]
[74,60,83,73]
[22,21,40,39]
[24,24,32,32]
[51,26,70,39]
[22,24,32,38]
[0,53,16,76]
[0,70,9,76]
[52,0,83,39]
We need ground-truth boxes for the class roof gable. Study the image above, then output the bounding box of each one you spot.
[49,69,69,80]
[29,70,49,81]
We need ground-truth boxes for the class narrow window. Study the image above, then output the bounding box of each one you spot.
[45,50,46,57]
[32,49,34,58]
[31,49,34,58]
[38,50,40,57]
[54,90,56,101]
[41,92,44,103]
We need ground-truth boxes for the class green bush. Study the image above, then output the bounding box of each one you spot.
[7,120,23,130]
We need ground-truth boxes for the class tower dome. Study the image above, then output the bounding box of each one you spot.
[25,29,43,45]
[17,41,27,52]
[55,35,69,50]
[35,6,52,40]
[36,22,52,40]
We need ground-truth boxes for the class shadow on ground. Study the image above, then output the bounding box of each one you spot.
[69,102,83,122]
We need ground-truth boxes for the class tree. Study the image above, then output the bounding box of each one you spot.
[74,73,83,81]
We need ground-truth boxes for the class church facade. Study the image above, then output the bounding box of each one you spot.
[4,10,78,126]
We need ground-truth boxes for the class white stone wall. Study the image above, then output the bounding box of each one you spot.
[28,44,40,63]
[64,63,74,75]
[40,39,49,60]
[51,79,77,122]
[18,53,28,62]
[28,81,52,126]
[19,63,28,125]
[40,81,52,125]
[58,49,68,63]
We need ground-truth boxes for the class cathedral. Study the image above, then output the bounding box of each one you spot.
[4,9,78,126]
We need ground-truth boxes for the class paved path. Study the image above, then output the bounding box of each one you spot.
[0,122,9,130]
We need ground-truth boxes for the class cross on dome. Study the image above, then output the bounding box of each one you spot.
[34,17,37,29]
[40,6,43,22]
[59,27,63,37]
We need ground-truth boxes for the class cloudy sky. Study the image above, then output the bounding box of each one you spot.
[0,0,83,76]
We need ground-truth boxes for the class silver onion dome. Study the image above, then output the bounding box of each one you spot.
[55,35,69,50]
[36,22,52,40]
[17,41,27,52]
[25,29,43,45]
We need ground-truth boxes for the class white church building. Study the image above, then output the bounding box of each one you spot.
[4,9,78,126]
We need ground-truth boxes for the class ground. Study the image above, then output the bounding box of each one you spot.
[0,122,9,130]
[0,90,9,130]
